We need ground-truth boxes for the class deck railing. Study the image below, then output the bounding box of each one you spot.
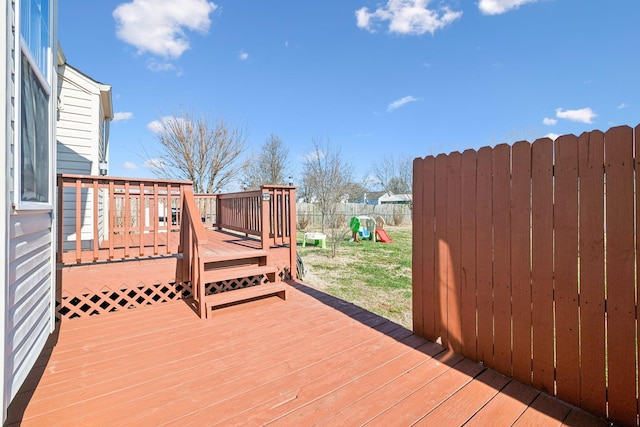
[412,124,640,426]
[57,174,192,263]
[58,175,297,268]
[215,185,296,250]
[179,189,208,318]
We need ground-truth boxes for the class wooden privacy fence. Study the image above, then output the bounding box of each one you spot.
[412,124,640,426]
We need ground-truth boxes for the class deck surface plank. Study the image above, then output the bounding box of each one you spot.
[464,377,540,426]
[414,369,511,425]
[8,281,607,426]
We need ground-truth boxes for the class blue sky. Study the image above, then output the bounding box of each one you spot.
[58,0,640,188]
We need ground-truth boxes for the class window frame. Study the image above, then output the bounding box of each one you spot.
[14,0,55,211]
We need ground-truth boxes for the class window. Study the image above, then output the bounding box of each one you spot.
[18,0,52,205]
[20,0,50,79]
[20,54,49,203]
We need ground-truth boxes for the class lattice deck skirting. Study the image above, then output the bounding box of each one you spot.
[57,269,291,320]
[56,282,193,319]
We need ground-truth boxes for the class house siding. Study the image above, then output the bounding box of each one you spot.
[57,64,103,249]
[0,0,10,420]
[3,0,57,422]
[6,214,52,398]
[57,66,99,175]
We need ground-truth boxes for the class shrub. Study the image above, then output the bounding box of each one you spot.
[392,207,404,226]
[297,211,311,230]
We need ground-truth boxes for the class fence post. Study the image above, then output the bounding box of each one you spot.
[288,187,297,279]
[260,187,271,250]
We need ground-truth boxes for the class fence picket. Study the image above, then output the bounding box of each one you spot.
[460,149,478,360]
[604,125,637,426]
[446,152,463,353]
[412,157,425,336]
[476,147,493,367]
[510,140,532,385]
[554,134,580,407]
[422,157,437,340]
[435,154,449,347]
[636,124,640,425]
[530,137,554,394]
[492,144,512,375]
[577,130,607,417]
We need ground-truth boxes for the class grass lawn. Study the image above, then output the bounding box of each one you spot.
[297,225,413,329]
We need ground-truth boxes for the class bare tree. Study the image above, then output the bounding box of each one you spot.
[371,154,413,194]
[302,139,351,234]
[147,109,246,193]
[242,134,291,189]
[343,181,368,203]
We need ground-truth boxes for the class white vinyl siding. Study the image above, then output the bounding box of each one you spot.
[56,67,98,175]
[57,65,108,249]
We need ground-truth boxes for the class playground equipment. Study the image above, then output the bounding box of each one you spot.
[350,216,376,242]
[349,216,361,242]
[375,229,393,243]
[374,215,393,243]
[302,232,327,249]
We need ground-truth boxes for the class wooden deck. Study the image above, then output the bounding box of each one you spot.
[8,282,607,426]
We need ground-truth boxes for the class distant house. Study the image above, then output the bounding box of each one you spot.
[355,191,412,205]
[377,192,413,205]
[1,1,58,422]
[56,49,113,250]
[353,191,385,205]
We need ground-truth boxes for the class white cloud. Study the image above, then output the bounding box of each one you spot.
[544,133,559,141]
[144,158,166,169]
[113,112,134,122]
[388,95,419,112]
[238,51,249,61]
[147,60,177,72]
[618,102,630,109]
[123,161,138,170]
[478,0,541,15]
[543,117,557,126]
[147,119,166,133]
[556,107,597,124]
[147,116,188,133]
[113,0,218,59]
[356,0,462,35]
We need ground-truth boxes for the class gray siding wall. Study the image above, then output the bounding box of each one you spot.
[0,1,10,420]
[6,213,53,399]
[3,0,56,420]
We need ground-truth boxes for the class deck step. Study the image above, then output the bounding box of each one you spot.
[201,249,268,263]
[200,264,278,285]
[204,283,287,317]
